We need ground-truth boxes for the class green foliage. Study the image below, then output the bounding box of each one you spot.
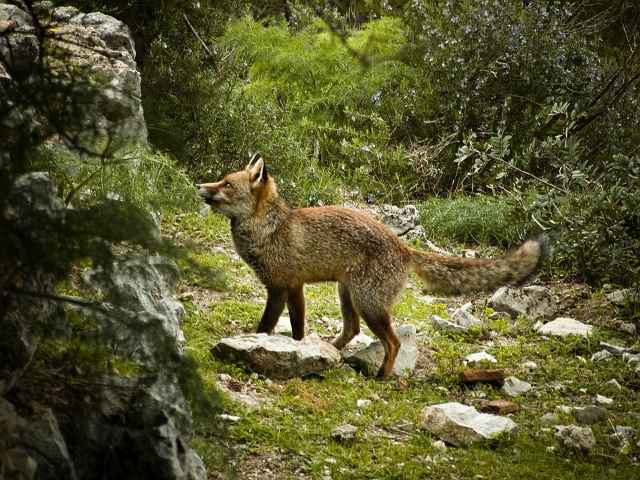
[456,103,640,290]
[416,195,529,246]
[32,144,201,214]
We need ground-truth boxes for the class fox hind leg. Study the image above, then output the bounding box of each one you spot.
[331,283,361,350]
[361,307,400,380]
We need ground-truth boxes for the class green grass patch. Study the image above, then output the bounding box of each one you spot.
[416,195,528,246]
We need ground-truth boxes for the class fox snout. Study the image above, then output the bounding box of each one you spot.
[196,183,221,206]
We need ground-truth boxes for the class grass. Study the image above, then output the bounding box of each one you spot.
[165,203,640,480]
[415,195,529,246]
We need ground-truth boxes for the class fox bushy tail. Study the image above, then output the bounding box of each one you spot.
[410,236,549,296]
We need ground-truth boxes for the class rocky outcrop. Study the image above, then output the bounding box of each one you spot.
[0,0,146,147]
[1,114,204,480]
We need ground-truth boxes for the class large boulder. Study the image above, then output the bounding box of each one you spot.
[82,255,186,345]
[212,333,342,379]
[0,1,146,145]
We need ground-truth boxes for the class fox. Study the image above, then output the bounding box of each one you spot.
[196,153,548,380]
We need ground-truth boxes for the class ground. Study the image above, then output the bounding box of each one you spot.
[166,210,640,480]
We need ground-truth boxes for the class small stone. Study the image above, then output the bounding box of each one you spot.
[595,394,613,405]
[502,376,532,398]
[591,350,613,362]
[606,288,640,306]
[331,424,358,443]
[488,286,557,320]
[479,400,518,415]
[459,368,505,383]
[219,414,240,422]
[599,341,627,356]
[419,402,517,446]
[432,315,468,333]
[539,413,560,426]
[605,379,622,390]
[614,426,636,440]
[451,309,482,328]
[356,399,372,408]
[623,352,640,364]
[573,406,608,425]
[555,425,596,453]
[618,322,636,336]
[538,317,593,338]
[463,352,498,366]
[395,420,415,432]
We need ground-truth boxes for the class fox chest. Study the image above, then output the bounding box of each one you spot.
[230,228,289,285]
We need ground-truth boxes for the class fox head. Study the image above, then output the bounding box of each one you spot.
[197,153,273,220]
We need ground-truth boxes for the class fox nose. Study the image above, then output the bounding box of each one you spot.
[194,183,201,189]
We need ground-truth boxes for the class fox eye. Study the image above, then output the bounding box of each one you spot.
[223,182,233,188]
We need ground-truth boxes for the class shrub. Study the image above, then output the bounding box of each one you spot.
[456,103,640,288]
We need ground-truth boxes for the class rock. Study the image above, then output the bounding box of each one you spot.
[618,322,636,336]
[606,288,640,306]
[0,314,38,396]
[595,394,613,405]
[605,379,622,390]
[273,316,293,335]
[344,324,419,377]
[613,426,636,441]
[501,376,532,398]
[15,409,78,480]
[0,3,147,146]
[555,425,596,453]
[488,286,556,320]
[451,309,482,328]
[599,341,627,356]
[459,369,505,384]
[432,315,468,333]
[539,413,560,426]
[623,352,640,364]
[347,331,375,347]
[419,402,517,446]
[395,420,415,432]
[0,399,38,480]
[537,317,593,338]
[71,373,206,480]
[82,256,186,343]
[463,352,498,366]
[212,333,342,379]
[478,400,518,415]
[573,406,608,425]
[331,424,358,443]
[377,204,422,237]
[591,350,613,362]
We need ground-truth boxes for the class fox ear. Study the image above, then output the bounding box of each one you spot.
[246,153,267,184]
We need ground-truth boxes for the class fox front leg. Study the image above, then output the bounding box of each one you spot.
[256,287,288,335]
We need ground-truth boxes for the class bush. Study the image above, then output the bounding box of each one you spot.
[456,103,640,288]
